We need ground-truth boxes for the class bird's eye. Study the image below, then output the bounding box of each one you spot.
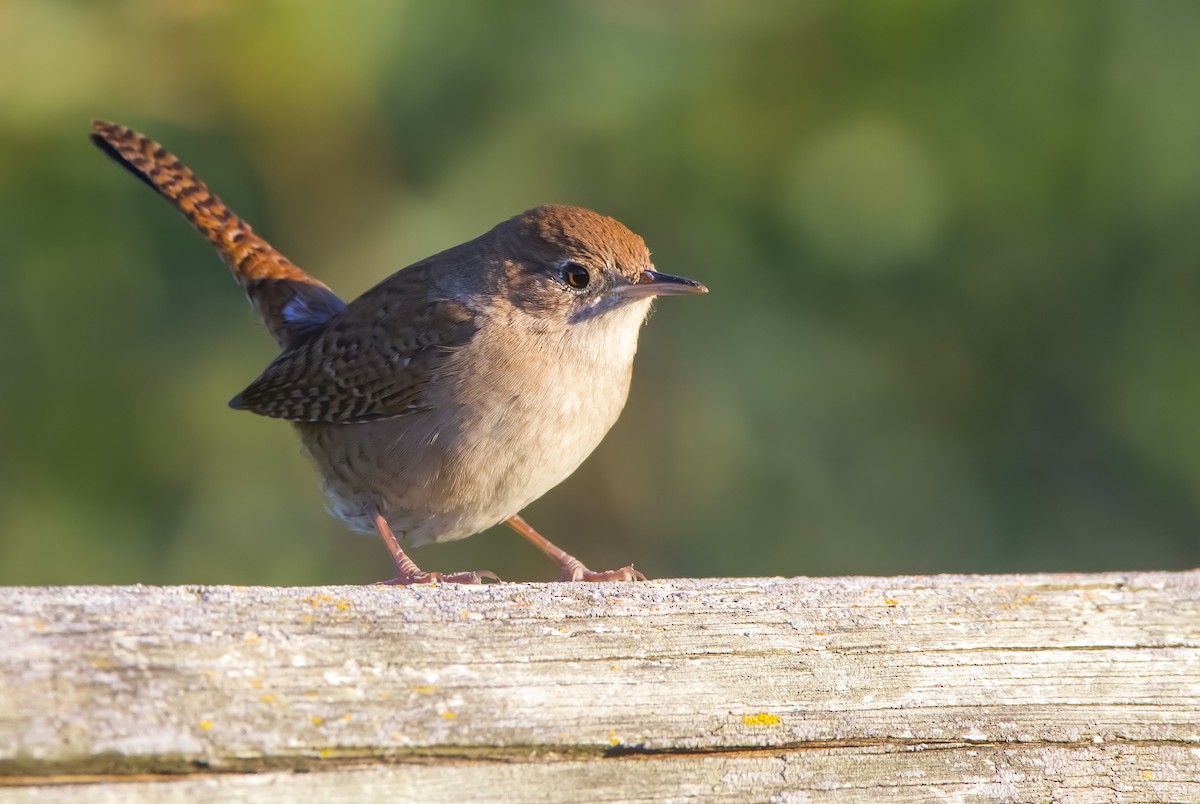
[561,262,590,290]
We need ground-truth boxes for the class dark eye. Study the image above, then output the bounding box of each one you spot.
[561,262,590,290]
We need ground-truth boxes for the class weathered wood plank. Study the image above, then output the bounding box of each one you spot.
[2,573,1199,801]
[2,744,1197,803]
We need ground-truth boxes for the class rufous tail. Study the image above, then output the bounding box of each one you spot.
[90,120,344,348]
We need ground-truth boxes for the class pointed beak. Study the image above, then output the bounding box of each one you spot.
[620,269,709,299]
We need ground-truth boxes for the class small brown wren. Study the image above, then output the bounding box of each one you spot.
[91,120,707,584]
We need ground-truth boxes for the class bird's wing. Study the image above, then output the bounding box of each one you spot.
[230,274,479,423]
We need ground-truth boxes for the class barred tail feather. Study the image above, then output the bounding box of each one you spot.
[90,120,344,347]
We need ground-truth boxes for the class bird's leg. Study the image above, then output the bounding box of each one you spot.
[504,514,646,582]
[371,509,499,585]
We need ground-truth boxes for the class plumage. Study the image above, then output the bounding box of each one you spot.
[230,277,479,422]
[92,120,706,583]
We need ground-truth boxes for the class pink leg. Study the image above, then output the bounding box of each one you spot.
[505,514,646,582]
[371,509,498,585]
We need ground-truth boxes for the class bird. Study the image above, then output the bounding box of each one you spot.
[90,120,707,584]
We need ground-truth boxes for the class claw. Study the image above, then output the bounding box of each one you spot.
[556,558,646,583]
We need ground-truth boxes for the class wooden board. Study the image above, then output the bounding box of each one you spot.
[2,573,1199,801]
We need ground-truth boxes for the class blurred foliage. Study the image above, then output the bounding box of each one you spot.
[2,0,1199,585]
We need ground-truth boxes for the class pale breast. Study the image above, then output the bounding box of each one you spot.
[294,298,649,547]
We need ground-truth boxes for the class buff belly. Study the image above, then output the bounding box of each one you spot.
[293,369,629,548]
[291,296,647,548]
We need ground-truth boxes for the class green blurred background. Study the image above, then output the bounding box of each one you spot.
[3,0,1199,585]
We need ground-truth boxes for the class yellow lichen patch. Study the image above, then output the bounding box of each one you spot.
[742,713,781,726]
[336,602,350,610]
[815,631,826,636]
[311,716,323,726]
[91,659,112,669]
[440,712,456,720]
[1021,595,1036,602]
[260,694,276,704]
[413,685,438,694]
[319,749,331,758]
[609,729,620,746]
[305,690,319,697]
[884,598,899,606]
[303,595,335,606]
[342,714,353,722]
[199,720,213,730]
[610,664,621,671]
[250,679,263,689]
[1143,771,1154,780]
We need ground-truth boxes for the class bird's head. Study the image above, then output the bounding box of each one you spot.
[491,205,707,328]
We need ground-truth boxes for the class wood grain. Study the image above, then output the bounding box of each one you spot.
[2,573,1198,801]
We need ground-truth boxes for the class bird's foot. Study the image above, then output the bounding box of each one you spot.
[375,569,500,586]
[556,557,646,583]
[503,514,647,582]
[369,508,499,584]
